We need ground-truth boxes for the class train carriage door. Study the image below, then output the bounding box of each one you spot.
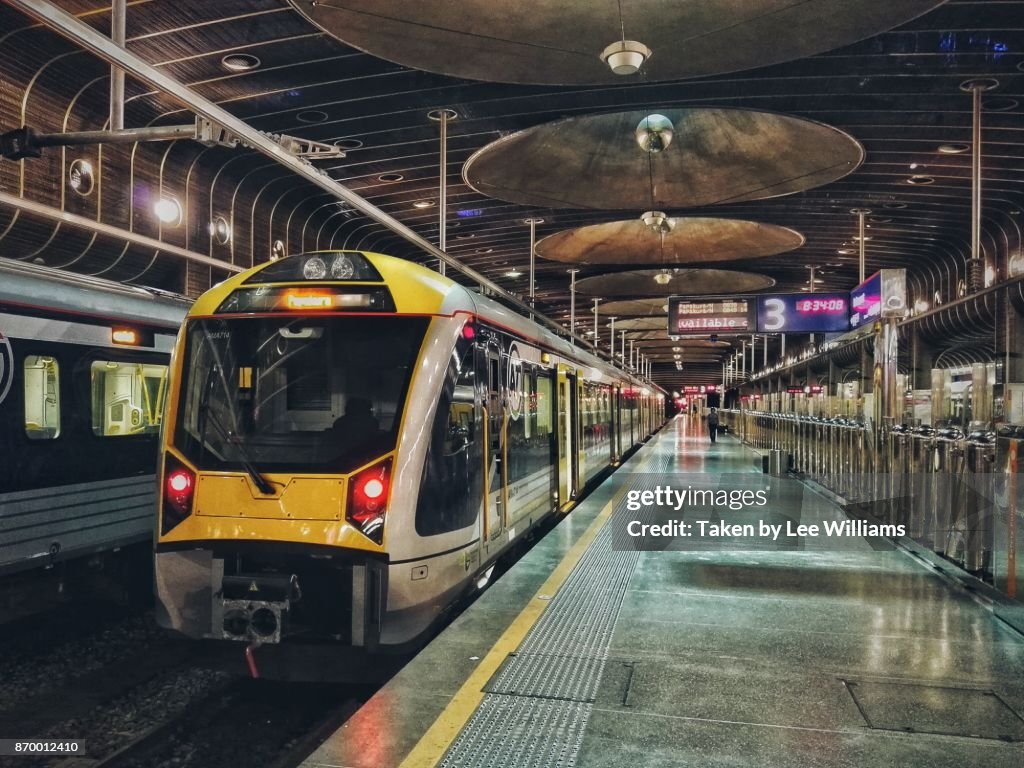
[482,343,505,541]
[612,386,621,464]
[575,371,586,490]
[556,365,579,510]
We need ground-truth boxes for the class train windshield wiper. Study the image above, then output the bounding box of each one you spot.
[196,365,275,496]
[204,409,275,495]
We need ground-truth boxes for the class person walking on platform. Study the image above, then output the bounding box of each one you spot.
[707,407,719,444]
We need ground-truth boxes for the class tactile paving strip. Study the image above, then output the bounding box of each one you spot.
[439,696,589,768]
[484,650,608,704]
[437,476,658,767]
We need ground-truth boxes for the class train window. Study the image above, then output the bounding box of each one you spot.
[416,341,482,536]
[90,361,169,437]
[175,316,427,474]
[23,355,61,440]
[536,374,553,435]
[506,365,555,491]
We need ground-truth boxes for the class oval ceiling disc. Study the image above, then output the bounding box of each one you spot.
[290,1,943,85]
[537,217,804,266]
[464,109,863,210]
[577,269,775,297]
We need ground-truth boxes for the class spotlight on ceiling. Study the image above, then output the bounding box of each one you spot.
[221,53,261,72]
[635,114,674,153]
[641,210,673,234]
[154,196,182,226]
[600,40,651,76]
[653,270,673,286]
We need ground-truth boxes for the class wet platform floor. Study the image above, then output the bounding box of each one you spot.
[302,416,1024,768]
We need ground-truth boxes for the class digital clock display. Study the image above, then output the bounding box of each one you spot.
[756,293,850,333]
[795,297,846,313]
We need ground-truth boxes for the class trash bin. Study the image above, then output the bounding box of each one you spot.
[768,449,786,477]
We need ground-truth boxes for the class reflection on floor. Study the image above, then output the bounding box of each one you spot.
[302,415,1024,768]
[583,416,1024,767]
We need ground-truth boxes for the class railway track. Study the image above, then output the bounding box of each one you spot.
[90,679,366,768]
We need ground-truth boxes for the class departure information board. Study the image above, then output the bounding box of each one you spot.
[756,293,850,333]
[668,298,752,334]
[849,269,906,329]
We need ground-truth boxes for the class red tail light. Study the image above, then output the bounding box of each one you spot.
[161,454,196,535]
[347,458,391,544]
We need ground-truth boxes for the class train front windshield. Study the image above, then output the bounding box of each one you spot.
[174,315,427,474]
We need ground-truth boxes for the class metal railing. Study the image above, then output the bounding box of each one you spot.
[720,408,996,577]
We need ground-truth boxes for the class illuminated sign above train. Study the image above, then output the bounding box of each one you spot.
[667,298,753,335]
[756,293,850,333]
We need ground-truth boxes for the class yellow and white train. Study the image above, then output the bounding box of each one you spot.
[155,251,663,651]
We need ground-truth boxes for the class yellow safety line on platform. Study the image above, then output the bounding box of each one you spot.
[397,484,628,768]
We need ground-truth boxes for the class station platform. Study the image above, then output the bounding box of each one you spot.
[301,417,1024,768]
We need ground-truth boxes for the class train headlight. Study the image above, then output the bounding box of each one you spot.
[302,256,328,280]
[245,251,383,284]
[347,458,391,544]
[161,454,196,535]
[330,254,356,280]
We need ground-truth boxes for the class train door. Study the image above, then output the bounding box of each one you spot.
[483,344,506,542]
[575,371,586,490]
[556,365,579,510]
[612,386,621,463]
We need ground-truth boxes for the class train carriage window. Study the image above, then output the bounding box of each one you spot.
[23,355,61,440]
[536,374,553,434]
[175,316,426,474]
[416,339,481,536]
[90,361,169,437]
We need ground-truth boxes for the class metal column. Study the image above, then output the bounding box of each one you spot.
[109,0,125,131]
[851,208,871,284]
[962,78,997,292]
[568,269,579,345]
[431,108,457,275]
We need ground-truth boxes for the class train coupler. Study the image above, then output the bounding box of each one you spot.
[218,573,299,644]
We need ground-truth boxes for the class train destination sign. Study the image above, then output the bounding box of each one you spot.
[668,298,753,335]
[756,293,850,334]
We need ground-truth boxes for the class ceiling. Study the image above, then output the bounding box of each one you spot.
[0,0,1022,390]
